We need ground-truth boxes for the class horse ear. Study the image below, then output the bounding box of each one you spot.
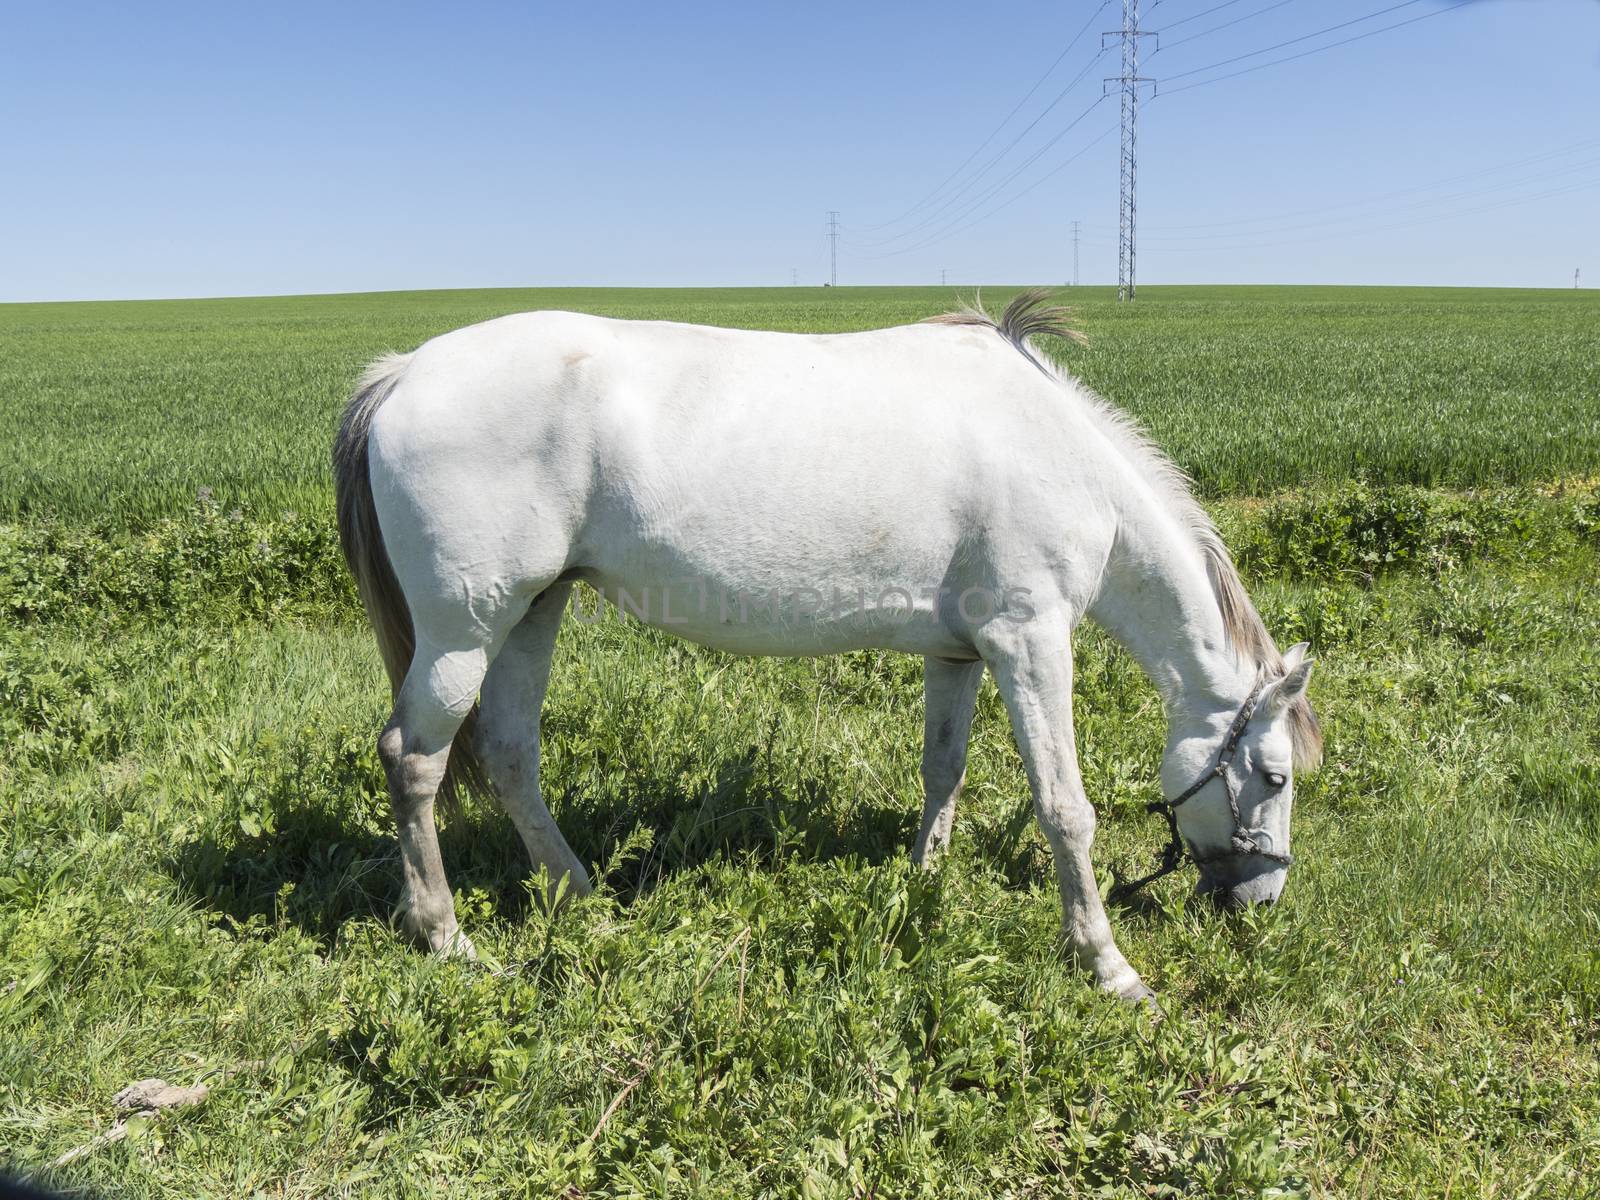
[1264,646,1313,718]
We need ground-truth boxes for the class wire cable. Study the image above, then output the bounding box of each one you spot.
[1141,135,1600,232]
[1134,173,1600,254]
[848,46,1111,247]
[850,96,1108,254]
[1137,152,1600,242]
[1158,0,1255,32]
[1163,0,1430,80]
[853,1,1109,234]
[856,122,1119,259]
[1156,0,1305,53]
[1159,0,1469,93]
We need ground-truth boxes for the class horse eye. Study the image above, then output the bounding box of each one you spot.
[1264,771,1287,789]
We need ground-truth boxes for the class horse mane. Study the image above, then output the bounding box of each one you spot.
[926,290,1323,770]
[925,286,1087,374]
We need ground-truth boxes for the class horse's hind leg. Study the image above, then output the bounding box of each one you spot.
[912,657,984,867]
[473,584,592,906]
[380,636,497,958]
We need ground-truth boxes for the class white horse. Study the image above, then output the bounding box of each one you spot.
[333,291,1320,1003]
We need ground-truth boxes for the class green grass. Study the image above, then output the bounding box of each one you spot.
[2,285,1597,521]
[2,286,1598,1197]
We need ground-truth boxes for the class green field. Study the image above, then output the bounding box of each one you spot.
[3,287,1599,1197]
[4,286,1597,521]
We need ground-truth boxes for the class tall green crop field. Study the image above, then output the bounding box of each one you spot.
[2,286,1598,1197]
[2,285,1596,521]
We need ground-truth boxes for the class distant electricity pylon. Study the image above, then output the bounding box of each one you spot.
[1071,221,1081,286]
[791,268,799,287]
[1105,0,1154,301]
[1577,268,1583,289]
[827,211,841,286]
[941,268,947,285]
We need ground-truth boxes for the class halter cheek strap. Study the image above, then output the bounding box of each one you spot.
[1109,676,1294,904]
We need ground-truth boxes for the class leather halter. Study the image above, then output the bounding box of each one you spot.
[1108,676,1294,904]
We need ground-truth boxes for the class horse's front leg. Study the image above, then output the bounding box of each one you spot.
[980,624,1153,1004]
[912,656,984,867]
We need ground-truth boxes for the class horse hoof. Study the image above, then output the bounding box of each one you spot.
[1108,975,1159,1010]
[428,926,478,961]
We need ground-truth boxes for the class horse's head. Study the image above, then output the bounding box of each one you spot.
[1162,644,1319,911]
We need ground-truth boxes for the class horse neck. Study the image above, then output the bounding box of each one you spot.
[1086,496,1255,731]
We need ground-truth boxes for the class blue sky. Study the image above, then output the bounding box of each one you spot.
[2,0,1596,300]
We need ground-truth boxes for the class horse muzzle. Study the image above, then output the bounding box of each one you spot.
[1196,855,1288,910]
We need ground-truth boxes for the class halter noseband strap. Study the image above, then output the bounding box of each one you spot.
[1108,676,1294,904]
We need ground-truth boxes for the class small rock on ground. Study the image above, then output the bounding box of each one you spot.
[113,1078,209,1114]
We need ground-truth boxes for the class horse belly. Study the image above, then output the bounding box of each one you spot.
[574,564,981,659]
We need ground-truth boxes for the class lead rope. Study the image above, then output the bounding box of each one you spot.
[1108,676,1280,904]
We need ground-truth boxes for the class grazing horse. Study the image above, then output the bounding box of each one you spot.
[333,290,1320,1003]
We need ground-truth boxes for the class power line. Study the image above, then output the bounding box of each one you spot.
[1078,3,1525,264]
[827,0,1517,279]
[849,98,1110,258]
[847,43,1113,247]
[1158,0,1468,95]
[1125,173,1600,254]
[1161,1,1473,95]
[1068,164,1600,251]
[1157,0,1254,31]
[1155,0,1304,53]
[1140,135,1600,232]
[855,1,1110,233]
[853,119,1116,260]
[1134,154,1600,243]
[1161,0,1430,81]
